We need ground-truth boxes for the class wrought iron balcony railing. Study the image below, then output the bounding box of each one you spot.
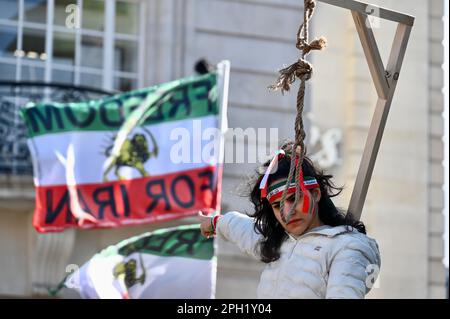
[0,81,114,175]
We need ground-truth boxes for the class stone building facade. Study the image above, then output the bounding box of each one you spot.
[0,0,446,298]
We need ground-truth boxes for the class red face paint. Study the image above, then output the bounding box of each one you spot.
[299,169,311,215]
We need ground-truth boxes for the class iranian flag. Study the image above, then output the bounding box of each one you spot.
[57,224,216,299]
[20,62,230,232]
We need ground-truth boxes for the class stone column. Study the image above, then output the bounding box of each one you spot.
[30,228,76,296]
[427,0,446,299]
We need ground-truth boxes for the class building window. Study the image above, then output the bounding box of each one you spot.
[0,0,144,92]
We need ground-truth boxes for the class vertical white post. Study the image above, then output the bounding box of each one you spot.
[215,60,230,214]
[138,0,146,88]
[74,0,83,85]
[103,0,115,90]
[217,60,230,159]
[16,0,24,81]
[44,0,54,102]
[44,0,54,83]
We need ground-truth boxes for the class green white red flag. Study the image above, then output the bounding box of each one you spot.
[20,63,229,233]
[58,224,216,299]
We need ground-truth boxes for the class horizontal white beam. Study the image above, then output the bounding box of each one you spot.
[317,0,415,26]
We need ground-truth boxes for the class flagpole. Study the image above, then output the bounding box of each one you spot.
[215,60,230,215]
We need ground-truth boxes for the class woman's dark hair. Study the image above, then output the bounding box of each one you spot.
[249,141,366,263]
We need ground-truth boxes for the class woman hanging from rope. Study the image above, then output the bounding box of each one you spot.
[199,141,380,298]
[198,0,381,298]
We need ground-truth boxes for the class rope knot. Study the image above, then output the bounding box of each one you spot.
[305,0,316,11]
[296,36,327,55]
[295,59,313,81]
[268,59,313,94]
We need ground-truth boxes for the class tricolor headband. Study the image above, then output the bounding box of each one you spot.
[259,149,319,203]
[266,177,319,204]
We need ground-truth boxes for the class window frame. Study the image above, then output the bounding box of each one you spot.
[0,0,144,91]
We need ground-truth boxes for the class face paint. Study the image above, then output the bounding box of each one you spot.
[302,191,317,216]
[299,168,308,214]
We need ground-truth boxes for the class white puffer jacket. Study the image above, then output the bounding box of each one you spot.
[216,211,381,299]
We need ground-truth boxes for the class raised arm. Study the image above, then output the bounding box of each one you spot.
[199,211,263,260]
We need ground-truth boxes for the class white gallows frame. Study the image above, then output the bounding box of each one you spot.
[316,0,415,220]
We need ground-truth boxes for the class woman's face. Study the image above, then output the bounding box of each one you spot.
[269,179,322,237]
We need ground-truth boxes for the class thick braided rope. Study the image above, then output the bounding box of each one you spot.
[285,83,309,222]
[279,144,298,221]
[271,0,326,223]
[279,1,314,222]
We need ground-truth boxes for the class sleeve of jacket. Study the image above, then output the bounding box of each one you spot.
[326,235,381,299]
[215,211,263,260]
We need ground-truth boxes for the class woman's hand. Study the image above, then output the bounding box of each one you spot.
[198,211,216,239]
